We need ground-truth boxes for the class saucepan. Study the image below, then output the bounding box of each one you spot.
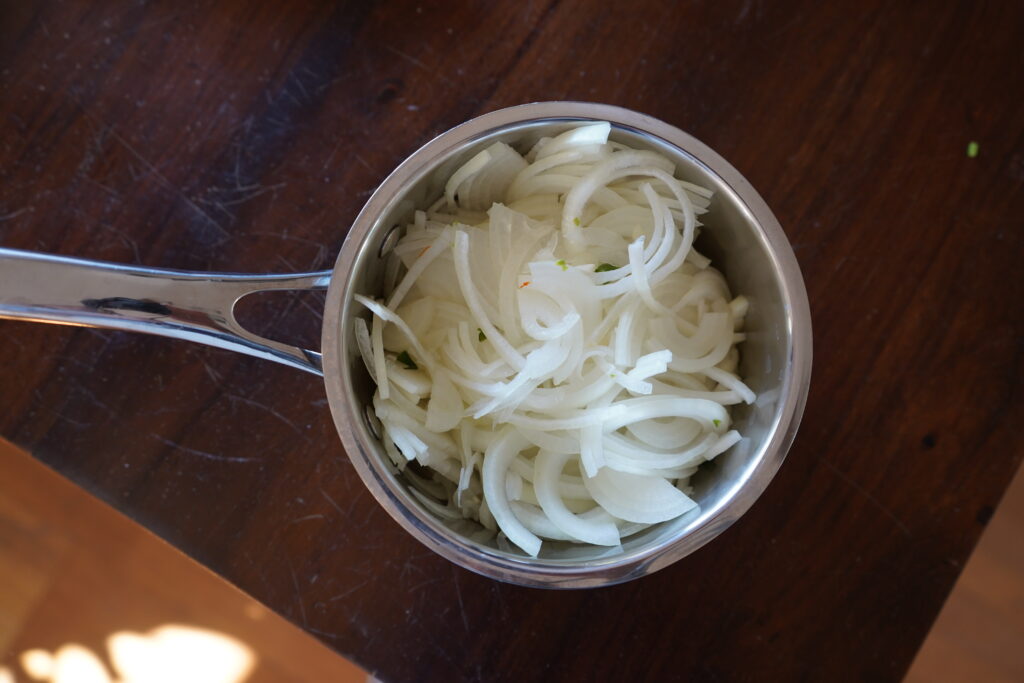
[0,102,812,588]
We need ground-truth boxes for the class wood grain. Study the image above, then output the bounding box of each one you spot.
[1,1,1021,681]
[0,437,367,682]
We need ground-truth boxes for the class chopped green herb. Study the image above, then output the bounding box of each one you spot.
[556,259,568,271]
[573,216,581,226]
[713,419,721,428]
[396,350,417,370]
[595,263,618,273]
[967,141,979,158]
[478,328,486,342]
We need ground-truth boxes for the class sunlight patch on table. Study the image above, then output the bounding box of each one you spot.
[16,624,255,683]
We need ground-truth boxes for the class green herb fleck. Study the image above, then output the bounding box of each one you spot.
[478,328,487,342]
[713,419,721,428]
[573,217,581,226]
[595,263,618,273]
[556,259,568,271]
[967,141,979,158]
[396,350,417,370]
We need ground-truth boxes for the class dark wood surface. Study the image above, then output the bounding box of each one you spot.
[1,2,1021,681]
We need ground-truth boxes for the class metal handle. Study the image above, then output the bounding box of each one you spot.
[0,248,330,375]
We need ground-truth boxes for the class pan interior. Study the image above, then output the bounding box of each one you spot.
[336,116,793,572]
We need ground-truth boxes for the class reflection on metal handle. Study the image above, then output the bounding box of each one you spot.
[0,248,330,375]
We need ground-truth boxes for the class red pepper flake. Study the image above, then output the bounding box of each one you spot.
[518,281,531,289]
[417,245,430,259]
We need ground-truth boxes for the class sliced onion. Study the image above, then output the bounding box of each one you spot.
[481,428,541,556]
[354,122,755,554]
[583,467,698,524]
[535,450,620,545]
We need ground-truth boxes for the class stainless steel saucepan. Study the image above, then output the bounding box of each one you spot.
[0,102,812,588]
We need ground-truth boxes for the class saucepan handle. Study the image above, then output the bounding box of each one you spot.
[0,248,331,376]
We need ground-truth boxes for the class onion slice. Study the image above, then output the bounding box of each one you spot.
[583,467,698,524]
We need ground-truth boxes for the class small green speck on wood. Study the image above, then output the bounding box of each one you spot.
[478,328,486,342]
[397,350,417,370]
[967,141,979,158]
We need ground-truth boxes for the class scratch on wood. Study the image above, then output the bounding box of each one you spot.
[823,459,911,537]
[198,196,236,223]
[94,222,141,263]
[199,356,223,383]
[275,254,300,271]
[326,579,370,603]
[353,153,372,172]
[53,354,95,372]
[399,557,427,584]
[4,334,27,352]
[736,0,754,23]
[106,126,230,239]
[322,138,344,171]
[491,582,509,620]
[0,207,31,221]
[320,488,345,517]
[384,45,454,86]
[153,435,259,463]
[55,412,89,427]
[295,294,324,323]
[451,566,470,632]
[286,558,309,627]
[248,231,328,268]
[282,87,303,108]
[306,626,342,639]
[109,13,178,43]
[232,136,248,190]
[225,393,312,443]
[290,513,325,524]
[219,182,287,207]
[292,74,311,102]
[409,576,443,593]
[70,379,117,416]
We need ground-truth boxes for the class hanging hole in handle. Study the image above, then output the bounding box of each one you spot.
[232,288,326,352]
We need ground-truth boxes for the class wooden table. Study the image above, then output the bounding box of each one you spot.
[2,2,1021,680]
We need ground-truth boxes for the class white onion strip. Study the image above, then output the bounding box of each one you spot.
[453,230,526,371]
[481,428,541,556]
[535,450,620,545]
